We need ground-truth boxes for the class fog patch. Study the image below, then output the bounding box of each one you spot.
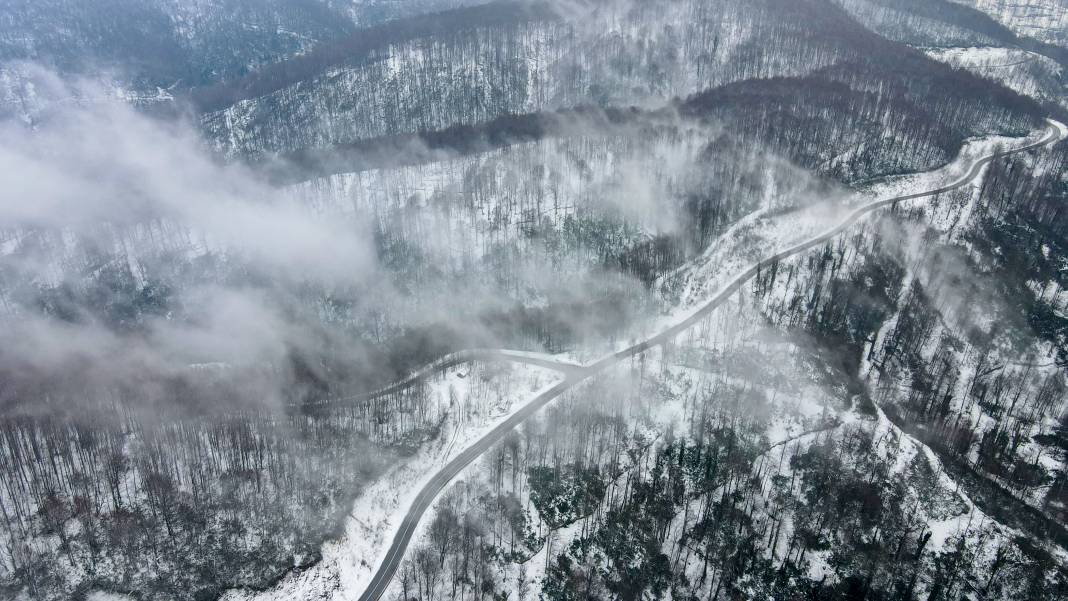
[0,68,379,414]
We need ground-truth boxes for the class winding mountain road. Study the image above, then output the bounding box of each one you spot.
[298,349,583,410]
[355,121,1065,601]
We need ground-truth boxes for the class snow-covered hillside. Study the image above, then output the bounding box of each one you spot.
[949,0,1068,47]
[924,47,1063,104]
[3,1,1068,600]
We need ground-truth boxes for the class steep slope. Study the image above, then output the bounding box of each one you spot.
[196,0,906,157]
[832,0,1068,113]
[337,123,1068,601]
[0,1,1064,600]
[949,0,1068,49]
[0,0,498,91]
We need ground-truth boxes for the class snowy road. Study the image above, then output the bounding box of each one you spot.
[301,349,583,409]
[354,120,1065,601]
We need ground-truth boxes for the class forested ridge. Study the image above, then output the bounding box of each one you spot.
[386,139,1068,600]
[2,0,1068,599]
[187,1,559,113]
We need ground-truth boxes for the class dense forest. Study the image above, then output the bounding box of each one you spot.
[0,360,562,599]
[2,0,1067,599]
[382,141,1068,600]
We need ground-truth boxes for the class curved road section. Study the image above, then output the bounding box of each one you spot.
[357,121,1065,601]
[299,349,583,410]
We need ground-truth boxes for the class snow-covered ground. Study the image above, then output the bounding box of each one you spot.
[923,46,1064,105]
[594,121,1062,357]
[861,282,1068,570]
[219,361,562,601]
[948,0,1068,47]
[219,120,1064,601]
[87,593,136,601]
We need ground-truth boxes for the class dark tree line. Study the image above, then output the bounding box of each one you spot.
[0,359,529,599]
[187,0,558,113]
[204,0,991,157]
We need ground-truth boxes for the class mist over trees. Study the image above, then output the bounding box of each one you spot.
[387,143,1068,599]
[2,0,1068,599]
